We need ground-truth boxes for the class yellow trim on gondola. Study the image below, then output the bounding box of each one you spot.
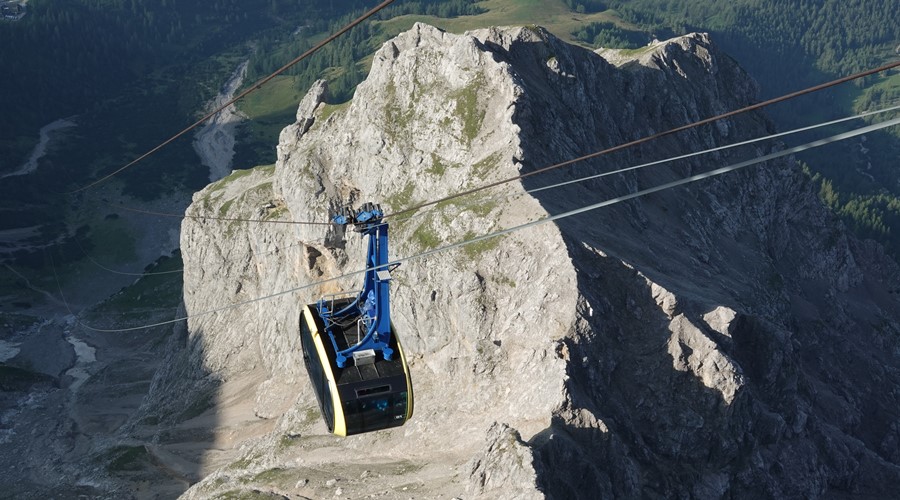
[395,334,414,422]
[303,305,347,436]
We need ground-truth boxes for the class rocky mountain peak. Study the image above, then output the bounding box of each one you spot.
[156,24,900,498]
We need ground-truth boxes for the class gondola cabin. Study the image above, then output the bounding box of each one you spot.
[299,302,412,436]
[299,203,413,436]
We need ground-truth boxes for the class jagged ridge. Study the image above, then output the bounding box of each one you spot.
[157,24,900,499]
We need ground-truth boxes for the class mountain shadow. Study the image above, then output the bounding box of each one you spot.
[497,27,900,498]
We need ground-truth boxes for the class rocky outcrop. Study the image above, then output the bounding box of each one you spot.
[160,24,900,498]
[467,422,543,499]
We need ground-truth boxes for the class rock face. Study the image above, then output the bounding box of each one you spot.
[161,24,900,498]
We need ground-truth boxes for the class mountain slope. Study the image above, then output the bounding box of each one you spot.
[153,24,900,498]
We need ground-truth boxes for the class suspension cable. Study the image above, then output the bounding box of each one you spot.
[67,115,900,332]
[390,102,900,225]
[78,104,899,279]
[73,58,900,225]
[104,102,900,227]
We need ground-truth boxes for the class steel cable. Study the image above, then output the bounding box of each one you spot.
[65,115,900,332]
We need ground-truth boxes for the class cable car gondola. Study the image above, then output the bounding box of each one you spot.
[299,203,413,436]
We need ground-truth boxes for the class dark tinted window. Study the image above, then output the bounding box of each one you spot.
[344,391,408,435]
[357,385,391,397]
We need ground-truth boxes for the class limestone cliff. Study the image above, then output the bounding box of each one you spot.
[156,24,900,498]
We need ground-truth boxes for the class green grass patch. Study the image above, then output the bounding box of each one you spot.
[0,135,38,173]
[210,168,255,192]
[252,467,293,484]
[88,218,138,264]
[0,364,56,391]
[204,165,275,218]
[461,232,503,259]
[304,405,321,424]
[180,387,217,421]
[215,175,276,222]
[264,205,289,221]
[608,44,657,58]
[452,74,486,144]
[317,100,351,123]
[572,21,648,49]
[227,453,260,471]
[426,152,449,175]
[375,0,620,45]
[219,199,235,217]
[105,445,150,472]
[433,193,498,218]
[91,253,183,313]
[425,153,462,176]
[412,220,442,250]
[806,167,900,261]
[384,80,416,142]
[0,264,34,299]
[855,71,900,140]
[472,152,505,181]
[0,312,40,338]
[469,198,498,217]
[386,182,416,211]
[766,271,784,291]
[277,433,299,450]
[234,73,299,165]
[139,415,160,426]
[237,75,301,120]
[198,192,223,212]
[250,181,274,196]
[213,490,286,500]
[492,273,517,288]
